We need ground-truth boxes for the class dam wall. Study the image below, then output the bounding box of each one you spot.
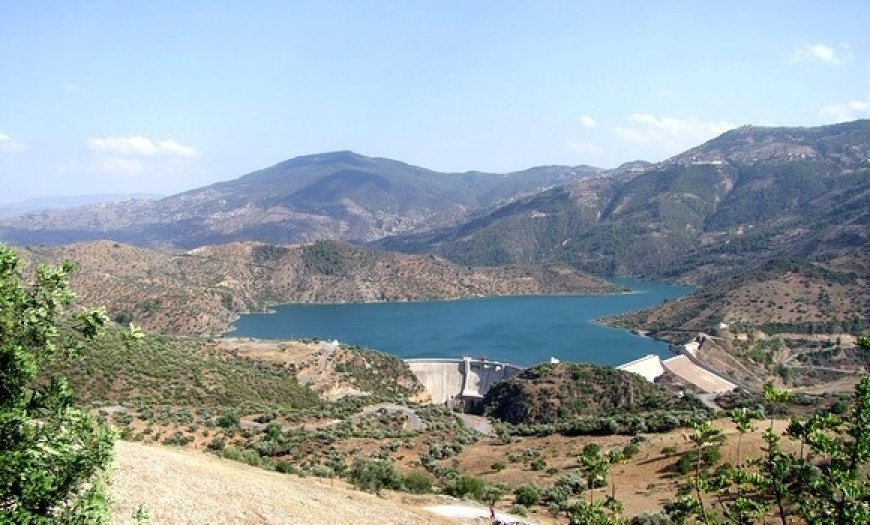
[407,351,736,407]
[662,355,736,394]
[406,357,524,405]
[616,354,665,382]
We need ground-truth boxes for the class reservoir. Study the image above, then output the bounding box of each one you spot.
[230,278,690,366]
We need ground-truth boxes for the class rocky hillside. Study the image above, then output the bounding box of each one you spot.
[483,363,698,425]
[16,240,618,335]
[604,253,868,390]
[382,120,870,284]
[607,254,869,340]
[0,151,599,247]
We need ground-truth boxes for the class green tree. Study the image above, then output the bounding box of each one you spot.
[0,245,114,523]
[789,375,869,525]
[513,483,541,507]
[728,407,761,467]
[678,420,725,525]
[579,443,611,504]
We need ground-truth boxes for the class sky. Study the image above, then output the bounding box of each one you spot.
[1,1,869,204]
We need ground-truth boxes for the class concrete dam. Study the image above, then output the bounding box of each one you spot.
[406,343,736,408]
[406,357,524,405]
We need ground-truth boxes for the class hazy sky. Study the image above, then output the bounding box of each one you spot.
[1,1,868,204]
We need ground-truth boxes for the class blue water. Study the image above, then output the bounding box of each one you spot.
[229,278,690,366]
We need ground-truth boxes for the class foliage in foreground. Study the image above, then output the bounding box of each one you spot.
[665,375,869,525]
[0,245,114,523]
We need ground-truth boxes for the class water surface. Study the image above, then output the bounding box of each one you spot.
[230,278,690,366]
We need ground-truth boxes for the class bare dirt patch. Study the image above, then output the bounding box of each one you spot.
[109,441,455,525]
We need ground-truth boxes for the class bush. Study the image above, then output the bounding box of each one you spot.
[630,513,674,524]
[514,483,541,506]
[162,432,194,446]
[206,436,226,451]
[275,460,296,474]
[544,484,571,505]
[443,474,487,500]
[401,471,433,494]
[217,412,240,429]
[348,458,401,494]
[675,447,721,475]
[530,457,547,471]
[511,504,528,517]
[622,443,641,459]
[222,447,242,461]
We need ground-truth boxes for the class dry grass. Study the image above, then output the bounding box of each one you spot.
[109,441,456,525]
[108,418,801,524]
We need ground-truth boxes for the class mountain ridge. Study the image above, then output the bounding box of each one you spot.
[380,120,870,284]
[0,150,601,248]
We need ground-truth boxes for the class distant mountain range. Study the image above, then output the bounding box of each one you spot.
[0,151,599,247]
[0,193,160,218]
[2,121,868,287]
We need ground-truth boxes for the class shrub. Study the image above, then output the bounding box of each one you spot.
[348,458,401,494]
[661,446,678,457]
[401,471,433,494]
[514,483,541,506]
[622,443,641,459]
[630,513,674,524]
[222,447,242,461]
[162,432,194,447]
[275,460,296,474]
[530,457,547,471]
[217,412,240,429]
[511,504,528,517]
[206,436,226,451]
[443,474,487,500]
[544,484,570,505]
[675,447,721,475]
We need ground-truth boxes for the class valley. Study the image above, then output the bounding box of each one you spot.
[6,121,869,524]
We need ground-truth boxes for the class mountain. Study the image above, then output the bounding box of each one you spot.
[0,151,600,248]
[16,240,618,336]
[379,121,870,284]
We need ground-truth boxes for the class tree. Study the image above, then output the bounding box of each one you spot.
[670,374,869,525]
[728,407,761,467]
[0,245,114,523]
[789,375,869,525]
[579,443,611,504]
